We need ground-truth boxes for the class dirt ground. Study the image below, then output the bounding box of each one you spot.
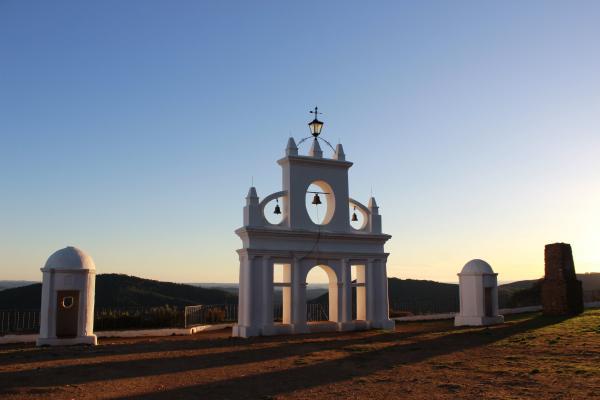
[0,310,599,400]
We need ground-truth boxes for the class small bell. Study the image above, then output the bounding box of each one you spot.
[351,206,358,222]
[312,193,322,205]
[274,199,281,215]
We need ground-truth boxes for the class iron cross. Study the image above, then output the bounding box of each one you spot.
[310,106,322,119]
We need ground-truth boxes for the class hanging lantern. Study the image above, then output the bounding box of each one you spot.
[308,106,324,137]
[351,206,358,222]
[274,198,281,215]
[312,193,322,205]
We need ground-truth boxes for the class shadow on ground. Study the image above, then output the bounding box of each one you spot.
[0,313,568,399]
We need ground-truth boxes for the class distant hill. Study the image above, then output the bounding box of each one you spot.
[313,278,460,314]
[579,272,600,291]
[0,283,43,309]
[1,273,598,312]
[0,274,236,310]
[188,283,329,300]
[387,278,459,313]
[314,273,600,313]
[497,273,600,307]
[0,280,38,291]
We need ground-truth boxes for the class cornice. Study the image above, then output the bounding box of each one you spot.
[235,226,391,242]
[277,155,353,169]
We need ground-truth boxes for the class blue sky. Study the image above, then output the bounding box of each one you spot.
[1,1,599,283]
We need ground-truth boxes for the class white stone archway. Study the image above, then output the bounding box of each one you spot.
[233,122,394,338]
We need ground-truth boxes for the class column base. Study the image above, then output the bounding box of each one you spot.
[291,323,310,334]
[336,321,356,331]
[454,315,504,327]
[369,319,396,330]
[37,335,97,347]
[232,324,262,338]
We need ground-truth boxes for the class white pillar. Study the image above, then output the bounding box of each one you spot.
[366,259,376,322]
[326,259,341,323]
[380,259,390,321]
[375,259,395,330]
[291,258,308,333]
[340,258,352,323]
[39,270,52,339]
[239,255,251,327]
[261,256,273,328]
[233,254,263,337]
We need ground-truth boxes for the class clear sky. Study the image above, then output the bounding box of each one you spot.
[1,1,599,284]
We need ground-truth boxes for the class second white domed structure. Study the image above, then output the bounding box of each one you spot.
[454,259,504,327]
[37,246,97,346]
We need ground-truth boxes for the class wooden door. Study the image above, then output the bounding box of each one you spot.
[484,287,493,317]
[56,290,79,338]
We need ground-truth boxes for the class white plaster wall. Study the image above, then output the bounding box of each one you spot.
[456,270,503,327]
[279,156,352,232]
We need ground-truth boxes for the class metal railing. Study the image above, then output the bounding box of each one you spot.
[0,310,40,334]
[184,304,237,327]
[273,303,283,322]
[184,303,330,327]
[94,306,184,331]
[307,303,328,321]
[390,298,460,316]
[3,291,596,333]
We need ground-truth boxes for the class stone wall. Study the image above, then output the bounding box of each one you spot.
[541,243,583,315]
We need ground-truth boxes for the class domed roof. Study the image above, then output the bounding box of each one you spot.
[460,259,494,275]
[44,246,95,270]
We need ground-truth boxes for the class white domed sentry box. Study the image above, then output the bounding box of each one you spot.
[37,246,97,346]
[454,259,504,327]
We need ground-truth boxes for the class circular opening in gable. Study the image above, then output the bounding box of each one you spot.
[350,203,368,230]
[305,181,335,225]
[264,197,284,225]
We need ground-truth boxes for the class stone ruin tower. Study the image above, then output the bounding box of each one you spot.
[541,243,583,315]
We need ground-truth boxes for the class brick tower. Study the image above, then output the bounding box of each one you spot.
[541,243,583,315]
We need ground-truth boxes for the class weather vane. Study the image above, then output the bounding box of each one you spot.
[310,106,322,119]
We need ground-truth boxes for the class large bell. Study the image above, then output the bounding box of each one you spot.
[312,193,322,205]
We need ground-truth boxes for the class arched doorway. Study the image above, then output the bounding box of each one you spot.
[305,264,339,324]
